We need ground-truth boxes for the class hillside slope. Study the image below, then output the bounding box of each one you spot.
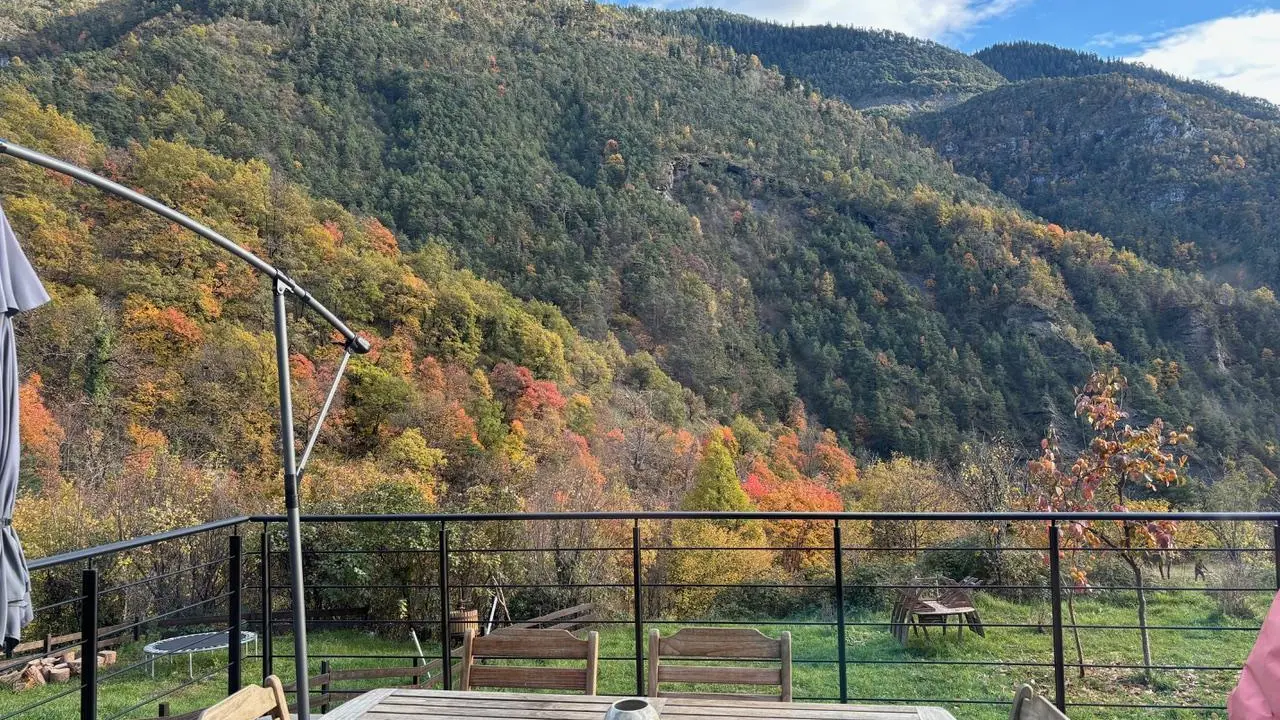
[646,8,1005,111]
[908,75,1280,288]
[974,42,1280,122]
[5,0,1280,472]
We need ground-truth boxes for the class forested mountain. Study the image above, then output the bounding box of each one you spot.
[4,0,1280,495]
[974,42,1280,122]
[644,9,1005,111]
[907,75,1280,286]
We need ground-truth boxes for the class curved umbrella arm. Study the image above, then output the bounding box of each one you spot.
[0,138,372,354]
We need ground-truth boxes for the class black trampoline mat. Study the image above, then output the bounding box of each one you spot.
[144,630,256,655]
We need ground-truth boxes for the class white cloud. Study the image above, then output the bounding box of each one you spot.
[1127,10,1280,104]
[1086,31,1145,49]
[638,0,1025,41]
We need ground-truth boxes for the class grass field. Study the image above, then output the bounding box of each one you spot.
[0,586,1269,720]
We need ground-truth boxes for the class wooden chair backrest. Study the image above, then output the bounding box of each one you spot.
[198,676,290,720]
[459,628,599,694]
[647,627,792,702]
[1009,685,1068,720]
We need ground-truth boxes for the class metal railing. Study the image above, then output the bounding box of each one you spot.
[5,510,1278,719]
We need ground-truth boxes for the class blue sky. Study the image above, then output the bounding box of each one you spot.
[614,0,1280,103]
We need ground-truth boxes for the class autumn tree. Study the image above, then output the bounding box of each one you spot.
[1028,368,1191,683]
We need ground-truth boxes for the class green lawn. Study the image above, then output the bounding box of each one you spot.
[0,587,1267,720]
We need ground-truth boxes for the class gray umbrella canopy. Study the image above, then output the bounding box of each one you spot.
[0,203,49,647]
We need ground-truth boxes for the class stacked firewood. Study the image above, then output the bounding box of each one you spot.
[0,650,117,691]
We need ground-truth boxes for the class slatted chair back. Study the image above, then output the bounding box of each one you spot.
[197,676,290,720]
[459,627,599,694]
[647,627,792,702]
[1009,685,1069,720]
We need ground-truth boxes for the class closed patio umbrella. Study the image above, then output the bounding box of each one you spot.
[0,203,49,651]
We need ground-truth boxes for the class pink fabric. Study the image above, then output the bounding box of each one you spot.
[1232,591,1280,719]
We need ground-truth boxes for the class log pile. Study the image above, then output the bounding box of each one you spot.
[0,650,118,691]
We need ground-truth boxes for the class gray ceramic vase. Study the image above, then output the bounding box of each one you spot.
[604,697,661,720]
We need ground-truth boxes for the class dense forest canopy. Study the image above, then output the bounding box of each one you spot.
[2,0,1280,546]
[907,75,1280,287]
[639,8,1005,111]
[973,41,1280,122]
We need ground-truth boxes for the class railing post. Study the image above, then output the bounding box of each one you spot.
[412,654,422,687]
[632,519,644,697]
[157,702,169,717]
[228,534,243,696]
[320,660,331,714]
[1273,522,1279,590]
[80,568,98,720]
[833,520,848,704]
[438,522,451,691]
[1048,521,1067,713]
[261,525,273,681]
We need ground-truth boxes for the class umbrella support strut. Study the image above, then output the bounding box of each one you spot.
[0,139,373,720]
[273,282,310,720]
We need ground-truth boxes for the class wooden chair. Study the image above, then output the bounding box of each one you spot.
[197,675,289,720]
[647,627,792,702]
[459,627,599,694]
[1009,684,1068,720]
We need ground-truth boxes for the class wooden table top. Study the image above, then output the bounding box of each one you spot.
[914,601,975,616]
[322,688,959,720]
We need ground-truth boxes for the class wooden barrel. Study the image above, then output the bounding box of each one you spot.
[449,608,479,640]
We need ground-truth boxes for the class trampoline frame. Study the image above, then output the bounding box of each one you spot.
[143,631,258,679]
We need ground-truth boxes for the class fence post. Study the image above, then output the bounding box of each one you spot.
[228,534,243,696]
[320,660,331,714]
[80,568,98,720]
[412,655,422,687]
[157,702,169,717]
[438,522,451,691]
[1048,521,1067,713]
[632,519,644,697]
[833,520,848,704]
[261,525,272,681]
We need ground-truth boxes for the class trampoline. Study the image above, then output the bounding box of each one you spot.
[143,630,257,678]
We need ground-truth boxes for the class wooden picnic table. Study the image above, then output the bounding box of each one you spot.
[322,688,959,720]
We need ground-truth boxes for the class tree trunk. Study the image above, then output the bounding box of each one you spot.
[1067,591,1085,679]
[1131,560,1154,684]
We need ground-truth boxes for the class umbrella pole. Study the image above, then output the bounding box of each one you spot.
[273,281,311,720]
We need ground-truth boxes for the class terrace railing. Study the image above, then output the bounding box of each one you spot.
[5,511,1279,720]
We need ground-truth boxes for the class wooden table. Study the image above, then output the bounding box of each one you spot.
[323,688,959,720]
[911,600,977,637]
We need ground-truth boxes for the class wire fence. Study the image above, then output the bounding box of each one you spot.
[3,511,1277,720]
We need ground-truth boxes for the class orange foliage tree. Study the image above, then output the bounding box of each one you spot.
[1028,368,1191,682]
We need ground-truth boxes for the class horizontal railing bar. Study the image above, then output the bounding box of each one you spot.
[256,511,1280,522]
[1067,703,1227,710]
[643,583,832,589]
[845,697,1011,705]
[110,592,234,634]
[847,659,1053,667]
[32,594,88,613]
[97,555,233,595]
[450,583,628,590]
[450,547,635,553]
[29,517,248,570]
